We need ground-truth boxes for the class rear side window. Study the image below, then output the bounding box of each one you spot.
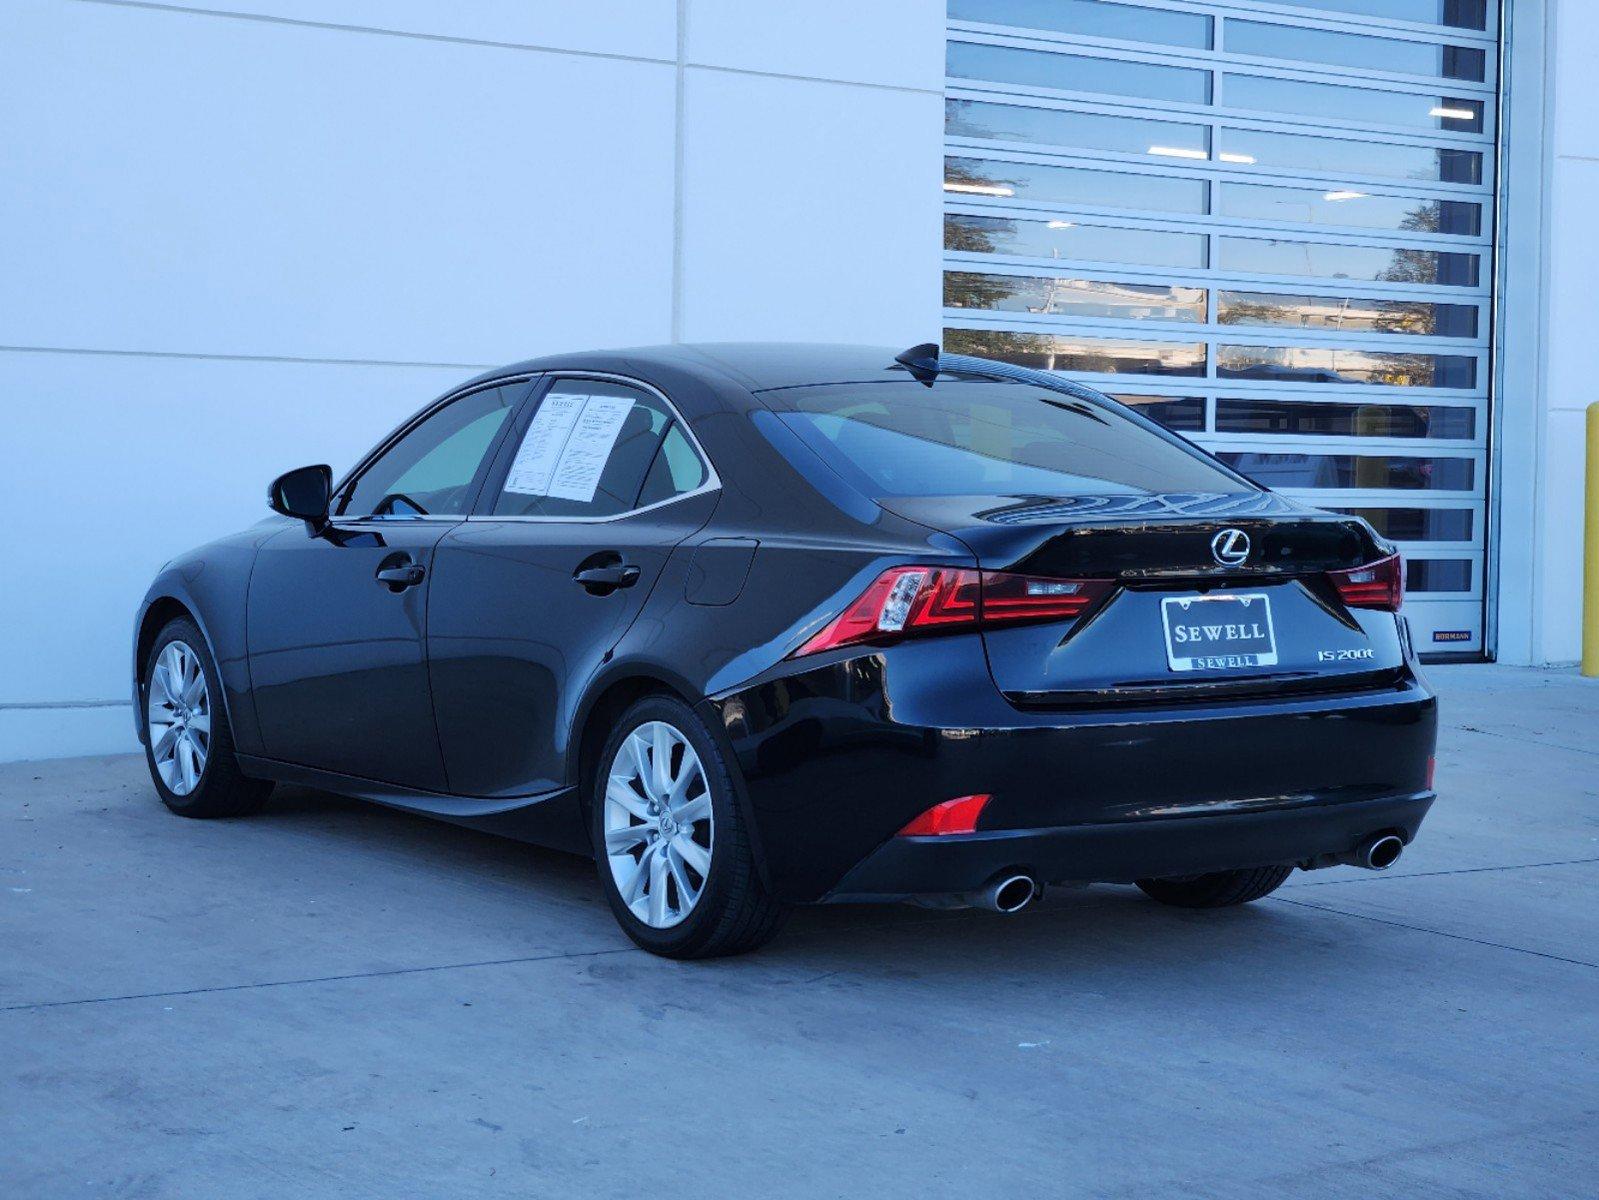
[766,380,1247,497]
[493,380,694,518]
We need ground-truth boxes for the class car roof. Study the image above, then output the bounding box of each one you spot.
[476,342,917,394]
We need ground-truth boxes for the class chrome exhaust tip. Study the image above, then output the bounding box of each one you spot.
[1358,833,1404,871]
[969,873,1039,914]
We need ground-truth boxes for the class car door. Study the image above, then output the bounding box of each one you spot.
[427,375,720,798]
[247,379,528,788]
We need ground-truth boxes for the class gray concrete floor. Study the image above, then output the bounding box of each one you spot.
[2,665,1596,1199]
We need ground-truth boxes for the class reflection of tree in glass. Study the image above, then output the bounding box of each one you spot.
[945,327,1062,369]
[1367,204,1446,384]
[943,271,1023,311]
[944,214,1012,255]
[945,157,1016,196]
[1218,297,1299,328]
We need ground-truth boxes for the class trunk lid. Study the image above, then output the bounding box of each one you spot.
[877,491,1406,704]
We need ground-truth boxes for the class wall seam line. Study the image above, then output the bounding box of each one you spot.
[0,345,492,370]
[671,0,687,343]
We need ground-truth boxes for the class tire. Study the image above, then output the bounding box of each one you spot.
[591,695,788,959]
[1135,865,1293,909]
[141,617,273,819]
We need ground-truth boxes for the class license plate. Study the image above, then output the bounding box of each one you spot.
[1161,593,1278,672]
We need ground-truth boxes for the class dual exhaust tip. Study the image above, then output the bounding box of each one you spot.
[1352,832,1405,871]
[967,872,1040,914]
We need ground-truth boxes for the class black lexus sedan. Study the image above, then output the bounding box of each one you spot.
[133,342,1437,957]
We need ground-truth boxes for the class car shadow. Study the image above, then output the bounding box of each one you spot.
[250,783,1341,984]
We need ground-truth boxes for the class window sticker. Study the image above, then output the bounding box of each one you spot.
[548,396,635,502]
[504,393,585,496]
[503,393,635,503]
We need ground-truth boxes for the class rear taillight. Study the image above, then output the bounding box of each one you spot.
[793,566,1111,657]
[897,793,991,837]
[1328,553,1403,612]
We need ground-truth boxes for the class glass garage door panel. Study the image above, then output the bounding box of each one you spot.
[942,0,1497,654]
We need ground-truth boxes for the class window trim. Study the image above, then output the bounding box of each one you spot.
[330,375,536,523]
[468,371,721,524]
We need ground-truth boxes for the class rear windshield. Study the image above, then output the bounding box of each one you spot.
[764,379,1249,498]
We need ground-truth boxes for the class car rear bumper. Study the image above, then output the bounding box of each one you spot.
[825,790,1433,901]
[709,635,1438,903]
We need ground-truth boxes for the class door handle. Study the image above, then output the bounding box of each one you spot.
[574,563,641,593]
[375,562,426,589]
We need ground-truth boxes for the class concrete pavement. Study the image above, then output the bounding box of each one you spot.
[2,664,1595,1198]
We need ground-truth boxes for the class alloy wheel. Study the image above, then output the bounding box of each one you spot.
[147,641,211,796]
[602,720,714,929]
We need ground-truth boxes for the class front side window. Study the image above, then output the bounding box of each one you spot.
[340,384,520,519]
[764,378,1248,498]
[493,379,706,518]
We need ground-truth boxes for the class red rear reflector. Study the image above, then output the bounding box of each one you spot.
[1426,756,1436,790]
[1328,553,1403,613]
[897,793,991,837]
[793,566,1112,657]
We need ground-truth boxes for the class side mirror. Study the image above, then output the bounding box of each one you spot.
[268,464,332,533]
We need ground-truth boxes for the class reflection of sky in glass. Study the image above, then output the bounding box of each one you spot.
[1218,290,1478,337]
[947,99,1209,159]
[1217,127,1482,184]
[1218,452,1475,490]
[1226,20,1485,81]
[1280,0,1486,31]
[1219,183,1480,237]
[946,157,1208,214]
[1225,74,1482,133]
[1218,236,1479,287]
[1217,344,1478,388]
[948,214,1207,269]
[945,272,1207,321]
[949,0,1212,47]
[948,42,1210,105]
[1216,398,1476,438]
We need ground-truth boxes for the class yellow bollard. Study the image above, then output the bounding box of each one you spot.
[1586,402,1599,676]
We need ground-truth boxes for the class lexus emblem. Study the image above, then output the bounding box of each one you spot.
[1210,528,1251,567]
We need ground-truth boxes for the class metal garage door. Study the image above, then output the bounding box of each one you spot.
[943,0,1497,654]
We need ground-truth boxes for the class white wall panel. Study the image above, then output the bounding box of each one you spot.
[678,69,942,345]
[0,350,476,710]
[1550,0,1599,159]
[1533,407,1588,658]
[687,0,944,91]
[1501,0,1596,665]
[0,0,676,365]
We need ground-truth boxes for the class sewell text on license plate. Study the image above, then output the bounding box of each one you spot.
[1160,592,1278,672]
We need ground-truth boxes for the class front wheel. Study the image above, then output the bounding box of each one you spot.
[1135,865,1293,908]
[592,695,788,959]
[142,617,273,818]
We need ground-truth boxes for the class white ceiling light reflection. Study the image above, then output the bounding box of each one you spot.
[1218,152,1256,165]
[1429,106,1476,121]
[1323,190,1368,202]
[1147,145,1208,160]
[943,182,1016,197]
[1046,220,1077,229]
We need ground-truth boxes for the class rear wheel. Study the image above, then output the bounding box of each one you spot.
[1135,865,1293,908]
[142,617,272,818]
[592,695,787,959]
